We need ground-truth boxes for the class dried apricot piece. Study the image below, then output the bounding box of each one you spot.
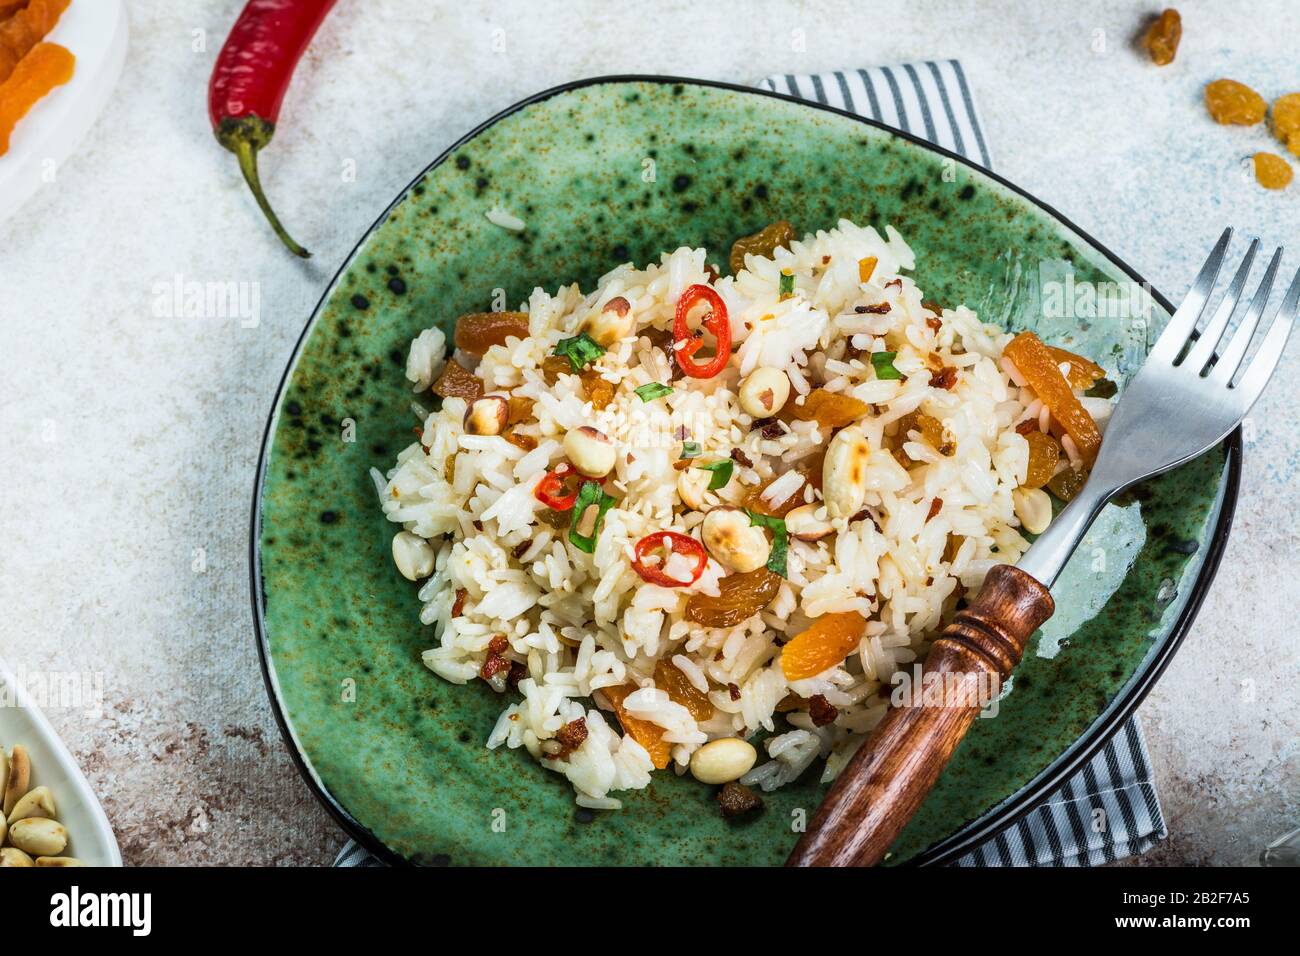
[1044,345,1106,390]
[1271,93,1300,156]
[453,311,530,357]
[654,660,714,722]
[858,256,878,283]
[601,684,672,769]
[1205,79,1267,126]
[1005,332,1102,465]
[1022,431,1061,489]
[0,40,73,155]
[1141,9,1181,66]
[685,568,781,628]
[430,358,483,402]
[780,612,866,681]
[0,0,69,85]
[790,389,870,429]
[1253,152,1294,190]
[729,221,794,275]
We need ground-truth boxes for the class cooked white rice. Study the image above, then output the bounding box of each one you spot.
[375,218,1106,809]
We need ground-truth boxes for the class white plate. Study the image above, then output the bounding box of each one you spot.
[0,0,129,225]
[0,656,121,866]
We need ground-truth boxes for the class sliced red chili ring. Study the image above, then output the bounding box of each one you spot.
[632,531,709,587]
[672,284,732,379]
[534,463,601,511]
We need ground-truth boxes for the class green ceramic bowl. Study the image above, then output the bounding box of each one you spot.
[251,77,1238,866]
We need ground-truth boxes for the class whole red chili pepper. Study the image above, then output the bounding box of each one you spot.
[672,284,732,378]
[208,0,338,258]
[632,532,708,587]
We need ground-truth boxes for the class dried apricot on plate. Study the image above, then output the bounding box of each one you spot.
[781,612,866,681]
[1205,79,1267,126]
[1141,9,1181,66]
[601,684,672,769]
[1005,332,1102,465]
[453,311,530,357]
[0,40,73,155]
[685,568,781,628]
[1044,345,1106,389]
[654,660,713,722]
[1253,152,1294,190]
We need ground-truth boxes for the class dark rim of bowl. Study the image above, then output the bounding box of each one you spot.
[249,74,1242,868]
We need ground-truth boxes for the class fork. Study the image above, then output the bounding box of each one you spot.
[787,228,1300,867]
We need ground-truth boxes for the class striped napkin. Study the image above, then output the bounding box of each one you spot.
[335,61,1166,868]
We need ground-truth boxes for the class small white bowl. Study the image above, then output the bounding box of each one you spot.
[0,0,129,225]
[0,657,120,866]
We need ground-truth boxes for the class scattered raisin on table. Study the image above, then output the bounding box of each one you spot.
[717,781,763,819]
[1141,9,1181,66]
[1204,79,1267,126]
[1270,93,1300,156]
[1252,152,1294,190]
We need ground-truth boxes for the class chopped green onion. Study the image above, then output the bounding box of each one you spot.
[779,270,795,300]
[870,350,902,380]
[553,332,605,372]
[680,441,702,459]
[569,481,617,554]
[698,459,734,490]
[746,510,789,578]
[635,382,673,402]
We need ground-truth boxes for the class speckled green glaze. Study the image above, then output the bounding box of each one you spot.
[255,79,1232,866]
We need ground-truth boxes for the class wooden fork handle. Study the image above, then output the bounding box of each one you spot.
[786,564,1055,867]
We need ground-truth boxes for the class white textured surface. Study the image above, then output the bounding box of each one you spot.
[0,0,1295,866]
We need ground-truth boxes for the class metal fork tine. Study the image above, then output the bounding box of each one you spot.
[1184,238,1259,371]
[1149,227,1233,363]
[1211,252,1287,384]
[1231,266,1300,405]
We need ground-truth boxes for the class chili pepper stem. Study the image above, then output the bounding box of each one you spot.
[232,136,311,258]
[216,116,311,259]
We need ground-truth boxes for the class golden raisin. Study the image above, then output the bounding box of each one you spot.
[579,368,616,409]
[1046,465,1089,503]
[790,389,870,429]
[1141,9,1181,66]
[685,568,781,628]
[1205,79,1267,126]
[729,221,794,275]
[1022,431,1061,489]
[431,359,483,402]
[1271,93,1300,156]
[654,661,714,722]
[1253,152,1294,190]
[453,311,530,357]
[892,411,952,458]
